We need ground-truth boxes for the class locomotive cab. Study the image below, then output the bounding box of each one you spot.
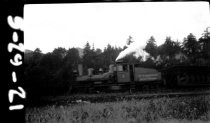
[115,63,135,83]
[116,64,130,83]
[107,62,135,91]
[115,62,161,90]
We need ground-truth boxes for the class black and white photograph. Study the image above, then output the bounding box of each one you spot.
[23,1,210,123]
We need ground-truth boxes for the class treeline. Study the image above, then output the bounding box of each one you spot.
[144,32,210,67]
[24,29,210,98]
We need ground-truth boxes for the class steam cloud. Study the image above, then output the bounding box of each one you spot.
[115,42,149,62]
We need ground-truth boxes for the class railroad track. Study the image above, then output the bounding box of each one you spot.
[28,87,210,107]
[128,90,210,99]
[61,89,210,104]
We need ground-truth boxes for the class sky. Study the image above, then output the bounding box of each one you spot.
[24,2,210,53]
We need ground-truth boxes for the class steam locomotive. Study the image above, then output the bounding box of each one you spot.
[70,62,210,93]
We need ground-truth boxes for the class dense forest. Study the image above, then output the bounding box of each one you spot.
[25,29,210,99]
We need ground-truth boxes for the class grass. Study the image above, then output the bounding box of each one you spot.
[25,95,210,123]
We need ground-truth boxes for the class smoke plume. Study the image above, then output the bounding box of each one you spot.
[115,42,149,62]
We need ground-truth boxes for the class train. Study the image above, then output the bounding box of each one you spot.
[70,61,210,93]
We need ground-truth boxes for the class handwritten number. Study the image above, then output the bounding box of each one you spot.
[7,16,24,31]
[7,15,25,111]
[9,105,24,110]
[10,54,22,66]
[12,72,17,83]
[9,87,26,103]
[8,43,24,53]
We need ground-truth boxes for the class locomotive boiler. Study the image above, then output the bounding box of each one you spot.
[71,62,162,93]
[70,62,210,93]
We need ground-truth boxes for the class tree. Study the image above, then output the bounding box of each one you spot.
[95,48,102,55]
[126,35,134,45]
[55,47,81,89]
[144,36,158,58]
[64,48,81,69]
[82,42,98,74]
[34,48,42,53]
[198,27,210,64]
[103,44,115,67]
[159,37,181,57]
[52,47,67,59]
[32,48,43,64]
[94,48,104,70]
[156,37,182,67]
[39,53,57,71]
[83,42,91,68]
[39,52,68,93]
[182,33,199,64]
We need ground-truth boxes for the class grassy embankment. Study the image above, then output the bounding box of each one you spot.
[26,95,210,123]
